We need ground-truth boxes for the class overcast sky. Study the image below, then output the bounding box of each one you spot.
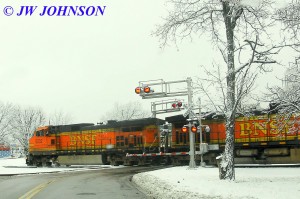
[0,0,294,123]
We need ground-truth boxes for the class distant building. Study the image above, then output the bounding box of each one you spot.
[0,144,11,158]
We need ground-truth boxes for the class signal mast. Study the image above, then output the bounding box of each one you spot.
[134,78,197,168]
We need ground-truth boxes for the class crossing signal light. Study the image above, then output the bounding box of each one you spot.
[191,126,198,133]
[177,101,183,107]
[144,86,151,93]
[181,126,188,133]
[135,87,141,94]
[171,101,183,108]
[135,86,154,95]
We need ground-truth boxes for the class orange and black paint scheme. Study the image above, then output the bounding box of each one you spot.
[27,113,300,167]
[26,118,165,166]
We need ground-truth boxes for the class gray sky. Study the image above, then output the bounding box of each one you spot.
[0,0,293,123]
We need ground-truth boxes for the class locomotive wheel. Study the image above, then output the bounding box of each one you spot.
[101,153,110,165]
[46,162,52,167]
[123,160,134,166]
[54,162,61,167]
[171,157,180,166]
[137,158,146,166]
[109,155,119,166]
[164,157,171,165]
[151,157,161,165]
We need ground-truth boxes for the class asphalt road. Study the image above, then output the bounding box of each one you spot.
[0,166,163,199]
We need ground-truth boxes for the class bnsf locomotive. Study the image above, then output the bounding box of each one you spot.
[26,113,300,167]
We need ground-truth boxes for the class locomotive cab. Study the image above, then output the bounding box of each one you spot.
[27,126,58,166]
[29,126,57,153]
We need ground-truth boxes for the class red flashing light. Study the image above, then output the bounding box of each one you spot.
[181,126,188,133]
[191,126,197,133]
[177,101,183,107]
[172,101,183,108]
[144,86,151,93]
[135,87,141,94]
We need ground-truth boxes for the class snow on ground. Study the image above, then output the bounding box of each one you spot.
[0,157,116,175]
[133,166,300,199]
[2,157,300,199]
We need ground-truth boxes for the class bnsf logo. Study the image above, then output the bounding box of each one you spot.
[69,134,97,146]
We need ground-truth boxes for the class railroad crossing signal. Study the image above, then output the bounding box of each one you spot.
[191,126,197,133]
[183,105,194,117]
[150,99,185,116]
[181,125,198,133]
[135,77,197,168]
[181,126,188,133]
[134,79,190,99]
[160,123,172,136]
[135,86,154,94]
[181,124,198,133]
[135,87,141,94]
[171,101,183,109]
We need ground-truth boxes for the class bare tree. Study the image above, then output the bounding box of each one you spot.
[268,62,300,114]
[102,101,151,121]
[11,106,46,153]
[154,0,297,180]
[0,102,15,144]
[276,0,300,37]
[48,110,73,125]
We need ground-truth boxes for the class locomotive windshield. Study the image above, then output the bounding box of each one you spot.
[35,130,44,137]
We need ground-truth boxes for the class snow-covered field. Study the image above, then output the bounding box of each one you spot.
[2,158,300,199]
[133,166,300,199]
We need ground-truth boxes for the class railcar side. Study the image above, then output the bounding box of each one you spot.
[166,113,300,165]
[26,113,300,167]
[26,118,165,166]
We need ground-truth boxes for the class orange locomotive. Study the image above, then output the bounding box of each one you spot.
[26,118,165,166]
[26,113,300,166]
[167,113,300,165]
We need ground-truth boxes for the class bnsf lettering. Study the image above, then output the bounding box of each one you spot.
[239,122,267,136]
[239,120,294,137]
[69,134,96,146]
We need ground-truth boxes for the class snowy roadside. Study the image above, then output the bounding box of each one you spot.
[0,157,118,176]
[2,158,300,199]
[132,166,300,199]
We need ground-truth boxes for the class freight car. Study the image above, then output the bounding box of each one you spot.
[26,113,300,167]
